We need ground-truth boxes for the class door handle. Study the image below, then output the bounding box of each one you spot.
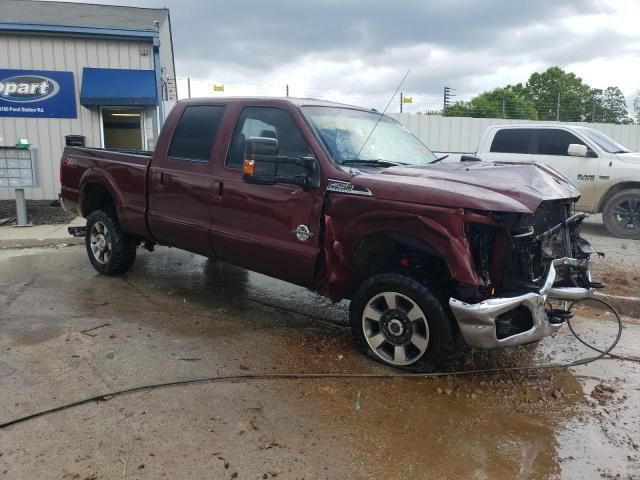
[213,180,224,203]
[160,172,166,185]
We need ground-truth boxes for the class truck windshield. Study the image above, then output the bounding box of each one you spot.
[578,128,631,154]
[301,106,437,166]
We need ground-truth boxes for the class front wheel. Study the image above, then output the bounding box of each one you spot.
[349,274,463,372]
[85,209,137,275]
[602,189,640,239]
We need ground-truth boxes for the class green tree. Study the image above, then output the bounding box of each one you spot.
[524,66,592,121]
[445,87,538,119]
[634,92,640,124]
[597,86,629,124]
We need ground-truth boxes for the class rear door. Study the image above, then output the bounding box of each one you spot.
[210,104,325,287]
[482,128,534,163]
[532,128,601,211]
[147,104,226,256]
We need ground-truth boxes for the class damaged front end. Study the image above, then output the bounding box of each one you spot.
[450,201,599,349]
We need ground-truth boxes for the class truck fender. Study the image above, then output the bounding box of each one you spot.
[78,168,126,219]
[317,209,482,301]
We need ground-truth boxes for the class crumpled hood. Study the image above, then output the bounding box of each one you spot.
[350,161,581,213]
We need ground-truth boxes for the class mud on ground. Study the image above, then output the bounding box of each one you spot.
[0,246,639,479]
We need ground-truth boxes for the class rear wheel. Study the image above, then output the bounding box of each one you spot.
[603,189,640,239]
[349,273,463,372]
[85,209,137,275]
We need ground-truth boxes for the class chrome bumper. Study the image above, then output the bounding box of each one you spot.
[449,258,592,349]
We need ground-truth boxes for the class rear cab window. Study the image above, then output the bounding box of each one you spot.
[168,105,226,162]
[490,129,534,154]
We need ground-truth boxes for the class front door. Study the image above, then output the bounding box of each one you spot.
[533,129,602,211]
[210,105,324,287]
[147,104,226,256]
[101,108,144,150]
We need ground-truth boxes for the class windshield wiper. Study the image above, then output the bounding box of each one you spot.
[341,159,409,167]
[429,154,449,164]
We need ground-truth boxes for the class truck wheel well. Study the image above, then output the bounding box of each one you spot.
[351,232,453,300]
[597,181,640,213]
[83,183,116,218]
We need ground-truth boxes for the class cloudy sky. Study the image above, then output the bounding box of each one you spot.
[71,0,640,113]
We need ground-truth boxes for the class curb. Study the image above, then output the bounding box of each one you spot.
[0,237,84,249]
[593,293,640,318]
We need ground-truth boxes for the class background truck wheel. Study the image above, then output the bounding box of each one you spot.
[349,273,463,372]
[85,209,137,275]
[602,189,640,239]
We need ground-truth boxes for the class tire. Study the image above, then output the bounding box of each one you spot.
[602,189,640,239]
[85,209,137,275]
[349,273,463,372]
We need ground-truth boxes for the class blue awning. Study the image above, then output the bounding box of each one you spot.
[80,68,158,107]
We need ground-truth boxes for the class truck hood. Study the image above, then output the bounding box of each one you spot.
[350,161,581,213]
[616,152,640,164]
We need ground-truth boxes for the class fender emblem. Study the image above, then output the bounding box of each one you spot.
[293,225,313,242]
[327,179,373,196]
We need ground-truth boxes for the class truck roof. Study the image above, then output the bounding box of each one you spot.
[177,96,378,112]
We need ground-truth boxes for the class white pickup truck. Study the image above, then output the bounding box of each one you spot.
[476,125,640,238]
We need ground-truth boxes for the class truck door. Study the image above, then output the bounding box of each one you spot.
[147,105,226,256]
[533,128,601,211]
[210,105,324,287]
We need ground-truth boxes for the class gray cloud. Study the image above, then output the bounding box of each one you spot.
[64,0,637,109]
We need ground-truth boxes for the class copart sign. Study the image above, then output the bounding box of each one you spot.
[0,69,76,118]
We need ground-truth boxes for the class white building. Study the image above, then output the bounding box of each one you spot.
[0,0,177,200]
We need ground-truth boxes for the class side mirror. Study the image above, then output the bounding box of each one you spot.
[567,144,588,157]
[243,137,319,188]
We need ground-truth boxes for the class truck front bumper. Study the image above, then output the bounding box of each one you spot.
[449,258,592,349]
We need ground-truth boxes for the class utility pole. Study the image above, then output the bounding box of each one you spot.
[286,84,289,97]
[556,91,560,121]
[400,92,403,113]
[187,77,191,99]
[443,86,455,113]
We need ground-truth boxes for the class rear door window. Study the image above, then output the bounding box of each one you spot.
[537,129,586,156]
[168,105,226,162]
[490,129,534,154]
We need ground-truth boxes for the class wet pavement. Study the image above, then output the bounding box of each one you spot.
[0,245,639,479]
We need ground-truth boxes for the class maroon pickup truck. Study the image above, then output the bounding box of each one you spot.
[61,97,599,371]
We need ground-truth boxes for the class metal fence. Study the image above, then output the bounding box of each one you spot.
[389,114,640,155]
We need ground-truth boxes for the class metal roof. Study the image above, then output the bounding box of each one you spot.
[0,0,168,32]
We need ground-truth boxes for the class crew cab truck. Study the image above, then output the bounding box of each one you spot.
[61,98,599,372]
[477,125,640,239]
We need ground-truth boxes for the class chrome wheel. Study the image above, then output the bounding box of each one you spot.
[362,291,430,366]
[89,221,112,265]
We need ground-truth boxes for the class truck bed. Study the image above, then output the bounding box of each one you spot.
[60,146,152,238]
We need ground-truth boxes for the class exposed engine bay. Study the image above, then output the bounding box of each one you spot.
[451,200,601,348]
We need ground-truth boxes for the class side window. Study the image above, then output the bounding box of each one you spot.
[537,129,586,156]
[168,105,226,162]
[490,129,533,154]
[226,107,311,169]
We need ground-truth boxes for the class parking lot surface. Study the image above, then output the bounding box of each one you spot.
[0,223,639,479]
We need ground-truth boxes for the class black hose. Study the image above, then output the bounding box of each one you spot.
[0,298,629,430]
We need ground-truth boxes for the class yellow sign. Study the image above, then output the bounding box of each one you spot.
[212,84,224,92]
[403,96,413,104]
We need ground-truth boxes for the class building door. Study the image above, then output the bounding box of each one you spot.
[101,108,144,150]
